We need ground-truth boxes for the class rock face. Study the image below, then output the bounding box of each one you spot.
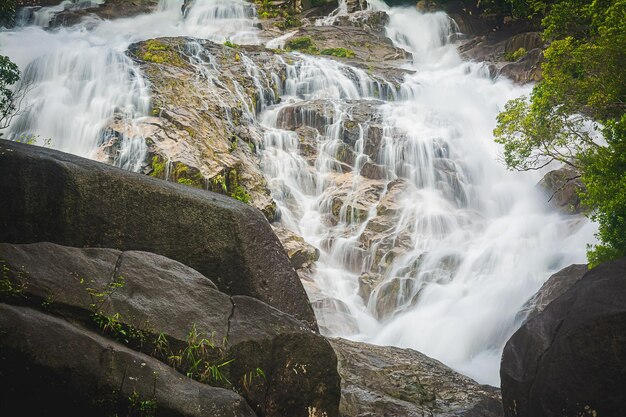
[50,0,160,27]
[517,264,588,322]
[501,258,626,417]
[330,338,503,417]
[537,166,586,215]
[0,140,317,330]
[122,37,284,219]
[0,241,341,417]
[273,226,320,270]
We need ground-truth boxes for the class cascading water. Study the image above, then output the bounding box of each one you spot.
[258,2,596,386]
[1,0,260,170]
[1,0,596,386]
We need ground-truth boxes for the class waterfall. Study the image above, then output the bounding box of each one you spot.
[1,0,595,386]
[1,0,259,170]
[258,4,596,386]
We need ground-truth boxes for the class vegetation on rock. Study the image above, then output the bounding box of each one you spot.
[493,0,626,267]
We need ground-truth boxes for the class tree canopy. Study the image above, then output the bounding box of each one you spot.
[493,0,626,267]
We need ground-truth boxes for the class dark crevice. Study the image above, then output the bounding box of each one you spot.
[226,296,236,342]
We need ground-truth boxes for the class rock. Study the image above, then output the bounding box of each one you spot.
[124,37,282,219]
[0,241,341,417]
[331,10,390,35]
[285,25,411,84]
[272,226,320,270]
[50,0,160,27]
[501,258,626,417]
[517,264,588,322]
[370,276,419,321]
[536,166,586,215]
[0,140,317,330]
[330,338,503,417]
[0,303,257,417]
[498,48,543,84]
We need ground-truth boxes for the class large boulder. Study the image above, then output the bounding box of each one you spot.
[516,264,588,322]
[536,166,586,215]
[0,242,341,417]
[501,258,626,417]
[331,338,503,417]
[0,140,317,330]
[0,304,256,417]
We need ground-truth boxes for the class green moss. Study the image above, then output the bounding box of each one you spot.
[275,15,302,29]
[285,37,319,55]
[141,39,186,67]
[150,155,166,178]
[321,48,356,58]
[209,169,251,204]
[503,47,527,61]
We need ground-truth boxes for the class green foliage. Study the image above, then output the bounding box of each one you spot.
[275,15,302,29]
[210,170,251,203]
[224,40,239,48]
[0,260,26,299]
[580,116,626,267]
[321,48,356,58]
[127,391,157,417]
[285,37,319,55]
[503,47,527,61]
[142,40,185,66]
[494,0,626,265]
[0,54,21,132]
[0,0,15,27]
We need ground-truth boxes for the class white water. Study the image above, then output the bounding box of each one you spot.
[258,2,596,386]
[1,0,259,168]
[1,0,595,386]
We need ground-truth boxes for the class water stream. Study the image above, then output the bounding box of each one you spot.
[0,0,596,386]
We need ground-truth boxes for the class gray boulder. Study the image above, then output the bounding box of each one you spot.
[0,303,256,417]
[501,258,626,417]
[517,264,588,322]
[331,338,503,417]
[0,140,317,330]
[536,166,586,215]
[0,241,341,417]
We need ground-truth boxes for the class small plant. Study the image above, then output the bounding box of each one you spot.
[321,48,355,58]
[0,260,26,299]
[285,37,319,55]
[503,47,527,61]
[275,15,302,29]
[127,391,157,417]
[224,40,238,48]
[241,367,266,392]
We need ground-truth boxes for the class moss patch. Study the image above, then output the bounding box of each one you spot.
[141,39,186,67]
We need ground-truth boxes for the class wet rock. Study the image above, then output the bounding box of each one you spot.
[0,241,341,417]
[370,277,420,321]
[50,0,160,27]
[298,268,360,336]
[276,100,336,133]
[330,338,504,417]
[344,0,368,13]
[121,38,288,219]
[498,48,543,84]
[358,272,382,304]
[458,31,544,85]
[272,225,321,270]
[286,25,411,84]
[0,140,317,330]
[501,258,626,417]
[311,297,360,335]
[536,165,586,215]
[517,264,588,322]
[331,10,389,35]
